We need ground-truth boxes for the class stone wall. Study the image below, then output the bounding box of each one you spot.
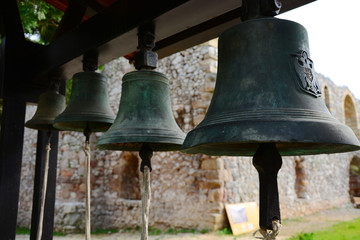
[17,40,360,232]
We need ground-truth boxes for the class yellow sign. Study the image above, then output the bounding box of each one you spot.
[225,202,259,235]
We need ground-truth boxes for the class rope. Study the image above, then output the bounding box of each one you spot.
[36,142,51,240]
[139,144,153,240]
[141,166,151,240]
[84,140,91,240]
[253,220,282,240]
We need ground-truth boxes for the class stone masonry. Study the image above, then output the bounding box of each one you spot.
[17,39,360,232]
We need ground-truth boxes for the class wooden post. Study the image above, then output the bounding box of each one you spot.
[30,131,59,240]
[0,98,26,240]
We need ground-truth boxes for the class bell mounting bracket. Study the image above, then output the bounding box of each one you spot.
[241,0,282,21]
[135,23,158,70]
[140,143,153,172]
[83,49,99,72]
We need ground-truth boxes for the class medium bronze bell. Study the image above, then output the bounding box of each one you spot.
[182,18,360,156]
[25,90,66,131]
[53,71,115,132]
[97,70,185,151]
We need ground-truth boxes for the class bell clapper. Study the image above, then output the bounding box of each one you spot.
[139,143,153,240]
[84,126,92,240]
[36,129,52,240]
[252,143,282,239]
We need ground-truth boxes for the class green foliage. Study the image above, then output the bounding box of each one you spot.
[199,228,211,234]
[288,218,360,240]
[216,227,233,235]
[98,64,105,71]
[16,226,31,234]
[288,233,314,240]
[350,164,359,175]
[149,227,162,235]
[17,0,63,44]
[91,228,119,234]
[16,226,67,236]
[53,231,67,236]
[66,78,73,105]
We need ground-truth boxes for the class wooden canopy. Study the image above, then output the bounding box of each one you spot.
[0,1,316,239]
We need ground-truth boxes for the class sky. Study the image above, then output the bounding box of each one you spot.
[279,0,360,98]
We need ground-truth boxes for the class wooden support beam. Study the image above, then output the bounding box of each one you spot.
[2,0,25,43]
[2,0,316,84]
[30,131,59,240]
[0,98,26,240]
[53,0,87,40]
[22,0,189,80]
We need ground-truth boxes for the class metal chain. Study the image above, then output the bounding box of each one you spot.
[253,220,282,240]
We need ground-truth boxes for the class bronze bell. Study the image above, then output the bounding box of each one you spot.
[182,18,360,156]
[53,71,115,132]
[97,70,185,151]
[25,90,66,131]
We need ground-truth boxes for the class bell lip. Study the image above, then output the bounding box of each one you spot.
[181,120,360,156]
[25,120,59,131]
[97,134,184,151]
[97,141,183,152]
[53,117,114,132]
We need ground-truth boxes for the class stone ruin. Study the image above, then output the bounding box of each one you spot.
[17,40,360,232]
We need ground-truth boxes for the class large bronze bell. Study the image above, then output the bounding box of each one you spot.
[54,71,115,132]
[182,18,360,156]
[97,70,185,151]
[26,90,66,131]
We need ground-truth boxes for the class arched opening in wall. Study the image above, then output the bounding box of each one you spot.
[323,86,330,110]
[349,156,360,208]
[110,151,141,200]
[294,157,309,199]
[344,95,359,136]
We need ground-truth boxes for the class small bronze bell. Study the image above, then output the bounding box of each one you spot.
[182,17,360,156]
[26,90,66,131]
[97,70,185,151]
[53,71,115,132]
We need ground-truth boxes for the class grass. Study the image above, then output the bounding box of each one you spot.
[288,217,360,240]
[149,227,209,235]
[216,227,233,235]
[16,227,31,234]
[16,227,67,236]
[91,228,119,234]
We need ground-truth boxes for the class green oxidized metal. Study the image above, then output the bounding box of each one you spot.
[25,90,66,131]
[182,18,360,156]
[53,71,115,132]
[97,70,185,151]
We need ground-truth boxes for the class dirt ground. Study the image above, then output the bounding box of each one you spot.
[17,206,360,240]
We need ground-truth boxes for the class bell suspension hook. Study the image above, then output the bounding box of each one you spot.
[241,0,282,21]
[252,143,282,239]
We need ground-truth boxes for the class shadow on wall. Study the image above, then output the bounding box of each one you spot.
[344,95,359,137]
[294,156,309,199]
[109,151,141,200]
